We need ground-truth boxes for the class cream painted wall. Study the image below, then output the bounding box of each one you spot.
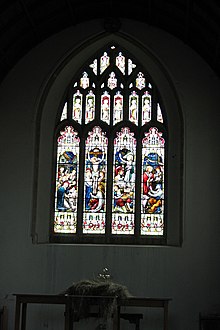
[0,19,220,330]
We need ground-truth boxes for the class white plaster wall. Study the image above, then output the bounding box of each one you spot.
[0,19,220,330]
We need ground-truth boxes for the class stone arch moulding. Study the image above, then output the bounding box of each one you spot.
[31,29,184,246]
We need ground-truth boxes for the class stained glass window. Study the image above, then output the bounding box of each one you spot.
[113,91,123,125]
[72,90,82,123]
[142,91,151,124]
[100,52,110,74]
[54,126,80,234]
[101,91,110,124]
[52,44,167,245]
[141,127,165,235]
[128,59,136,75]
[116,52,125,75]
[85,90,95,124]
[108,72,117,90]
[157,103,163,123]
[90,59,97,75]
[136,72,145,90]
[83,126,108,234]
[129,91,138,125]
[112,127,136,235]
[61,102,67,121]
[80,72,89,89]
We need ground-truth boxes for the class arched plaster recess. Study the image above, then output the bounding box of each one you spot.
[32,25,183,246]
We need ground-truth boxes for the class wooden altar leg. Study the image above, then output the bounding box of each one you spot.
[164,301,169,330]
[112,305,120,330]
[14,298,21,330]
[21,303,27,330]
[64,302,73,330]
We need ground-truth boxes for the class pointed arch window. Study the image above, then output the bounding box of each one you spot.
[51,44,168,245]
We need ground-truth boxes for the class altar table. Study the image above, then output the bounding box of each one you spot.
[14,294,171,330]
